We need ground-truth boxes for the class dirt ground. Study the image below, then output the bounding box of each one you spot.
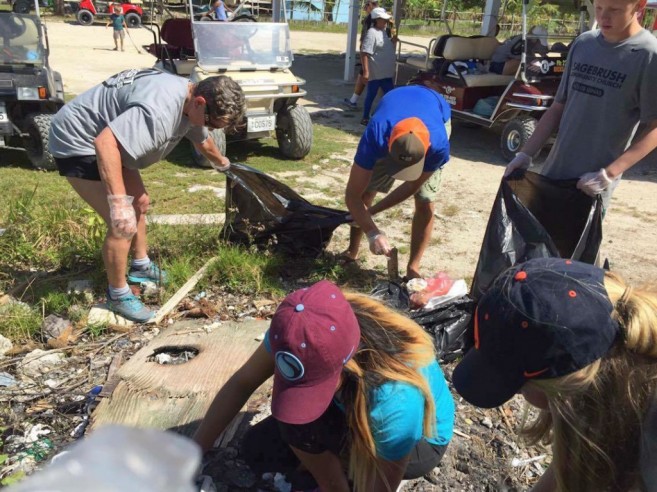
[6,20,656,491]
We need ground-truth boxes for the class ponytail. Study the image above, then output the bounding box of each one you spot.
[521,271,657,491]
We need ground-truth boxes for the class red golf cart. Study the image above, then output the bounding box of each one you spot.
[74,0,143,27]
[396,0,575,161]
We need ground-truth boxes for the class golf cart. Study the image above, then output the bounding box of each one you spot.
[192,0,257,21]
[73,0,144,27]
[0,7,64,169]
[144,4,312,165]
[396,0,577,161]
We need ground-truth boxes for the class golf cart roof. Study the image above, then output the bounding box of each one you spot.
[192,21,293,71]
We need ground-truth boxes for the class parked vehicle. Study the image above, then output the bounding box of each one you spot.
[74,0,144,27]
[396,0,575,161]
[144,8,312,166]
[0,9,65,169]
[193,0,256,22]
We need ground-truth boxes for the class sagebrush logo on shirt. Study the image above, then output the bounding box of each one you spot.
[571,62,627,89]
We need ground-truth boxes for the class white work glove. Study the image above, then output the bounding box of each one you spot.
[367,230,392,256]
[211,155,231,172]
[107,195,137,239]
[577,168,613,197]
[503,152,532,177]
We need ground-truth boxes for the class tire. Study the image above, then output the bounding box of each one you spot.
[26,113,57,171]
[192,129,227,168]
[276,105,313,159]
[125,12,141,28]
[501,116,537,162]
[12,0,31,13]
[232,14,256,22]
[76,9,94,26]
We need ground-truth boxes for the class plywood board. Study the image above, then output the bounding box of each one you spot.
[90,319,270,438]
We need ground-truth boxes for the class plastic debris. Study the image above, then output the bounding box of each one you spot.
[511,454,546,467]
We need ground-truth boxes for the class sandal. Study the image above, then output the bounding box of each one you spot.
[336,252,358,266]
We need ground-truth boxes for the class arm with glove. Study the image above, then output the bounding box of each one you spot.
[578,120,657,196]
[193,136,231,172]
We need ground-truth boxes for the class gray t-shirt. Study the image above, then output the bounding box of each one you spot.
[49,69,208,169]
[541,29,657,188]
[361,27,396,81]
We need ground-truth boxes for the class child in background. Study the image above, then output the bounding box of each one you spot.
[453,257,657,491]
[106,4,128,52]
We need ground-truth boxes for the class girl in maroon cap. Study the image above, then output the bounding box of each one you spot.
[453,257,657,492]
[194,280,454,491]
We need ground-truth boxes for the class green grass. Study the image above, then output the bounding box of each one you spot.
[0,122,365,341]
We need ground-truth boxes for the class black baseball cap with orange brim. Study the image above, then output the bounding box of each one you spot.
[379,117,431,182]
[453,258,621,409]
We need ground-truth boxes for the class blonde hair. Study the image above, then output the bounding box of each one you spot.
[521,271,657,491]
[341,293,437,492]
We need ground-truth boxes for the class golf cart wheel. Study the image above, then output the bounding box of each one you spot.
[125,12,141,28]
[501,117,537,162]
[12,0,31,13]
[192,128,227,168]
[276,105,313,160]
[26,113,57,171]
[232,14,256,22]
[76,9,94,26]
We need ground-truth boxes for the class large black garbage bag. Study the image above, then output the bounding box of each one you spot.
[371,281,474,361]
[221,163,350,257]
[470,171,603,301]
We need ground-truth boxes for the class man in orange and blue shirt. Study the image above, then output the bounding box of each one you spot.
[343,85,451,279]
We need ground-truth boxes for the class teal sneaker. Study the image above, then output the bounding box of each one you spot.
[106,291,154,323]
[128,262,168,285]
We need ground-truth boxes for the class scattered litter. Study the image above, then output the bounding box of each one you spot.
[194,291,207,301]
[204,321,222,333]
[0,333,13,356]
[481,417,493,429]
[141,281,159,299]
[17,349,67,379]
[71,386,102,439]
[273,472,292,492]
[0,371,17,387]
[66,280,94,303]
[148,347,199,365]
[511,454,546,467]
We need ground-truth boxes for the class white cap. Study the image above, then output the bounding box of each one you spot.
[530,26,548,47]
[371,7,391,20]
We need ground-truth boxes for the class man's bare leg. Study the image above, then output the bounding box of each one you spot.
[407,197,435,279]
[343,190,377,261]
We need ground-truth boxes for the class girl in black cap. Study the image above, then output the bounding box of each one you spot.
[194,280,454,491]
[453,257,657,492]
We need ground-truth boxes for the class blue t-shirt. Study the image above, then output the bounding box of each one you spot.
[264,330,455,461]
[214,1,227,20]
[354,85,451,174]
[110,13,125,31]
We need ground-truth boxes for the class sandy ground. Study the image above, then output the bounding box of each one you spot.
[43,20,657,286]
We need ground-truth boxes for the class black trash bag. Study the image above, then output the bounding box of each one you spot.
[470,171,603,301]
[411,296,475,362]
[370,281,474,361]
[221,163,350,257]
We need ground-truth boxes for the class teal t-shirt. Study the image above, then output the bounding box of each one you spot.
[264,330,455,461]
[111,13,125,31]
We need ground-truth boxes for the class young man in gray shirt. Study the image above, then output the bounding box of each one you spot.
[505,0,657,211]
[49,70,245,322]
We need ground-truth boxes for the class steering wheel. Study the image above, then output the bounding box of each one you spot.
[0,15,28,40]
[510,38,523,56]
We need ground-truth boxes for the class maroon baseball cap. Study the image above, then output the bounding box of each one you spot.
[269,280,361,425]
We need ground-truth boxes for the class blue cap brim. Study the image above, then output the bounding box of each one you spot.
[452,346,526,409]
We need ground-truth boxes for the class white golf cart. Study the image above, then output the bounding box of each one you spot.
[145,6,313,166]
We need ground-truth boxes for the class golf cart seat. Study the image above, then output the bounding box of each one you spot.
[439,36,515,87]
[147,18,196,71]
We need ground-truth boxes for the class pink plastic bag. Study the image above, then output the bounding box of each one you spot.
[409,272,454,309]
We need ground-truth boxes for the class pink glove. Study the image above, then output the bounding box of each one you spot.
[577,168,613,197]
[503,152,532,177]
[367,230,391,256]
[107,195,137,239]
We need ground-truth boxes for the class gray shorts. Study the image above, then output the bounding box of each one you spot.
[366,119,451,203]
[113,30,125,40]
